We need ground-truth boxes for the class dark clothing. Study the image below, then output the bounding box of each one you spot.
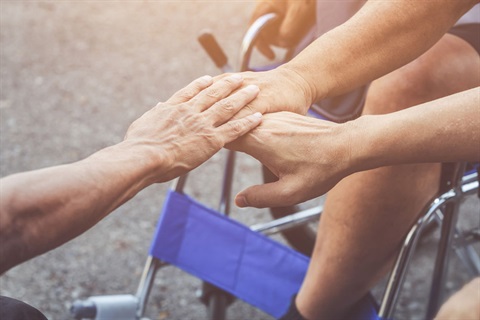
[0,296,47,320]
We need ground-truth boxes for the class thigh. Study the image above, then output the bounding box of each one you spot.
[363,32,480,115]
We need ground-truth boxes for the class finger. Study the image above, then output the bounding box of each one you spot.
[193,74,244,112]
[235,177,297,208]
[204,84,260,127]
[215,112,262,146]
[166,75,213,104]
[278,0,315,48]
[249,0,281,59]
[257,38,276,60]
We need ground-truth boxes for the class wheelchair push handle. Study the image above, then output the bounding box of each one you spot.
[198,32,229,70]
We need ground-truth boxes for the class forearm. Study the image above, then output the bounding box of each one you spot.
[283,0,477,102]
[0,74,262,273]
[0,141,159,273]
[347,87,480,172]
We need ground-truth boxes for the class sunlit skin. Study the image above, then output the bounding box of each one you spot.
[226,0,480,319]
[0,75,262,274]
[233,88,480,208]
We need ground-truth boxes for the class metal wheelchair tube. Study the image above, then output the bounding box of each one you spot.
[250,205,322,235]
[378,193,454,319]
[135,256,167,319]
[71,294,139,320]
[198,31,233,73]
[461,171,479,195]
[239,13,278,72]
[172,175,188,194]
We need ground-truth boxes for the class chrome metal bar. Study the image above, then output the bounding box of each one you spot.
[379,195,451,318]
[250,205,322,235]
[218,150,236,215]
[136,256,167,318]
[239,13,277,71]
[426,161,467,320]
[172,175,189,194]
[461,171,478,195]
[453,237,480,276]
[426,197,461,319]
[462,171,478,185]
[461,180,479,195]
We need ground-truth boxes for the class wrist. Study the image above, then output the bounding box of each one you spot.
[89,140,169,187]
[282,56,334,104]
[339,116,373,174]
[276,64,317,113]
[340,115,386,174]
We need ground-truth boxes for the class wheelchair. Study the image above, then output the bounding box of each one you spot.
[70,14,480,320]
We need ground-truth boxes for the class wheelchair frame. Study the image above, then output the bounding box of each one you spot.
[71,13,480,320]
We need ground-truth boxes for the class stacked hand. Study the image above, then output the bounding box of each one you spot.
[230,112,354,208]
[214,67,315,121]
[125,74,262,183]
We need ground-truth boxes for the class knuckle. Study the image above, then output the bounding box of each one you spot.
[222,75,235,84]
[228,120,244,135]
[206,89,222,99]
[204,129,222,147]
[244,103,255,114]
[178,89,196,101]
[219,100,236,112]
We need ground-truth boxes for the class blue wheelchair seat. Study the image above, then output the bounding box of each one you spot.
[149,190,380,319]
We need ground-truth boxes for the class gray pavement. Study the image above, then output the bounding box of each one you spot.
[1,2,479,320]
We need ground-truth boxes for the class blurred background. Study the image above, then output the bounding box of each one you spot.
[0,2,478,320]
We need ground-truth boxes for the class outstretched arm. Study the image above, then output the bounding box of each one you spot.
[227,0,478,117]
[233,87,480,208]
[0,75,261,273]
[285,0,478,100]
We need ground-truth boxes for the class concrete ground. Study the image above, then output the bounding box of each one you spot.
[1,2,478,320]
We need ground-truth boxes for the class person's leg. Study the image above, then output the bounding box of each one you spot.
[295,34,480,319]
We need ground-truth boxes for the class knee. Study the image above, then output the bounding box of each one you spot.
[365,58,449,114]
[364,35,480,115]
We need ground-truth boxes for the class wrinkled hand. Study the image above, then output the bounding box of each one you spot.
[125,75,262,183]
[231,112,353,208]
[250,0,316,59]
[215,67,315,123]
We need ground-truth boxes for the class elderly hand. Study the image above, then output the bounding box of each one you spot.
[250,0,316,60]
[125,74,262,183]
[215,67,315,123]
[230,112,353,208]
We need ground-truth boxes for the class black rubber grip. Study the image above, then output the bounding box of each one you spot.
[198,32,228,69]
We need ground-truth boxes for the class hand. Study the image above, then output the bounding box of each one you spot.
[250,0,316,59]
[124,74,262,183]
[231,112,353,208]
[214,67,315,122]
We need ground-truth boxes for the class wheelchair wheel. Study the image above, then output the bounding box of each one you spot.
[263,166,317,257]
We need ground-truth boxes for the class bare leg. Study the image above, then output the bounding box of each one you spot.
[296,34,480,319]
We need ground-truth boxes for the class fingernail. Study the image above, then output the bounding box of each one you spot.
[235,195,247,207]
[244,84,259,93]
[229,73,243,81]
[252,112,262,118]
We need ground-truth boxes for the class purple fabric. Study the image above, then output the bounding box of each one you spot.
[149,190,379,319]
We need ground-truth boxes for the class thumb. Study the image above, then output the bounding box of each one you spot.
[235,177,297,208]
[278,0,315,48]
